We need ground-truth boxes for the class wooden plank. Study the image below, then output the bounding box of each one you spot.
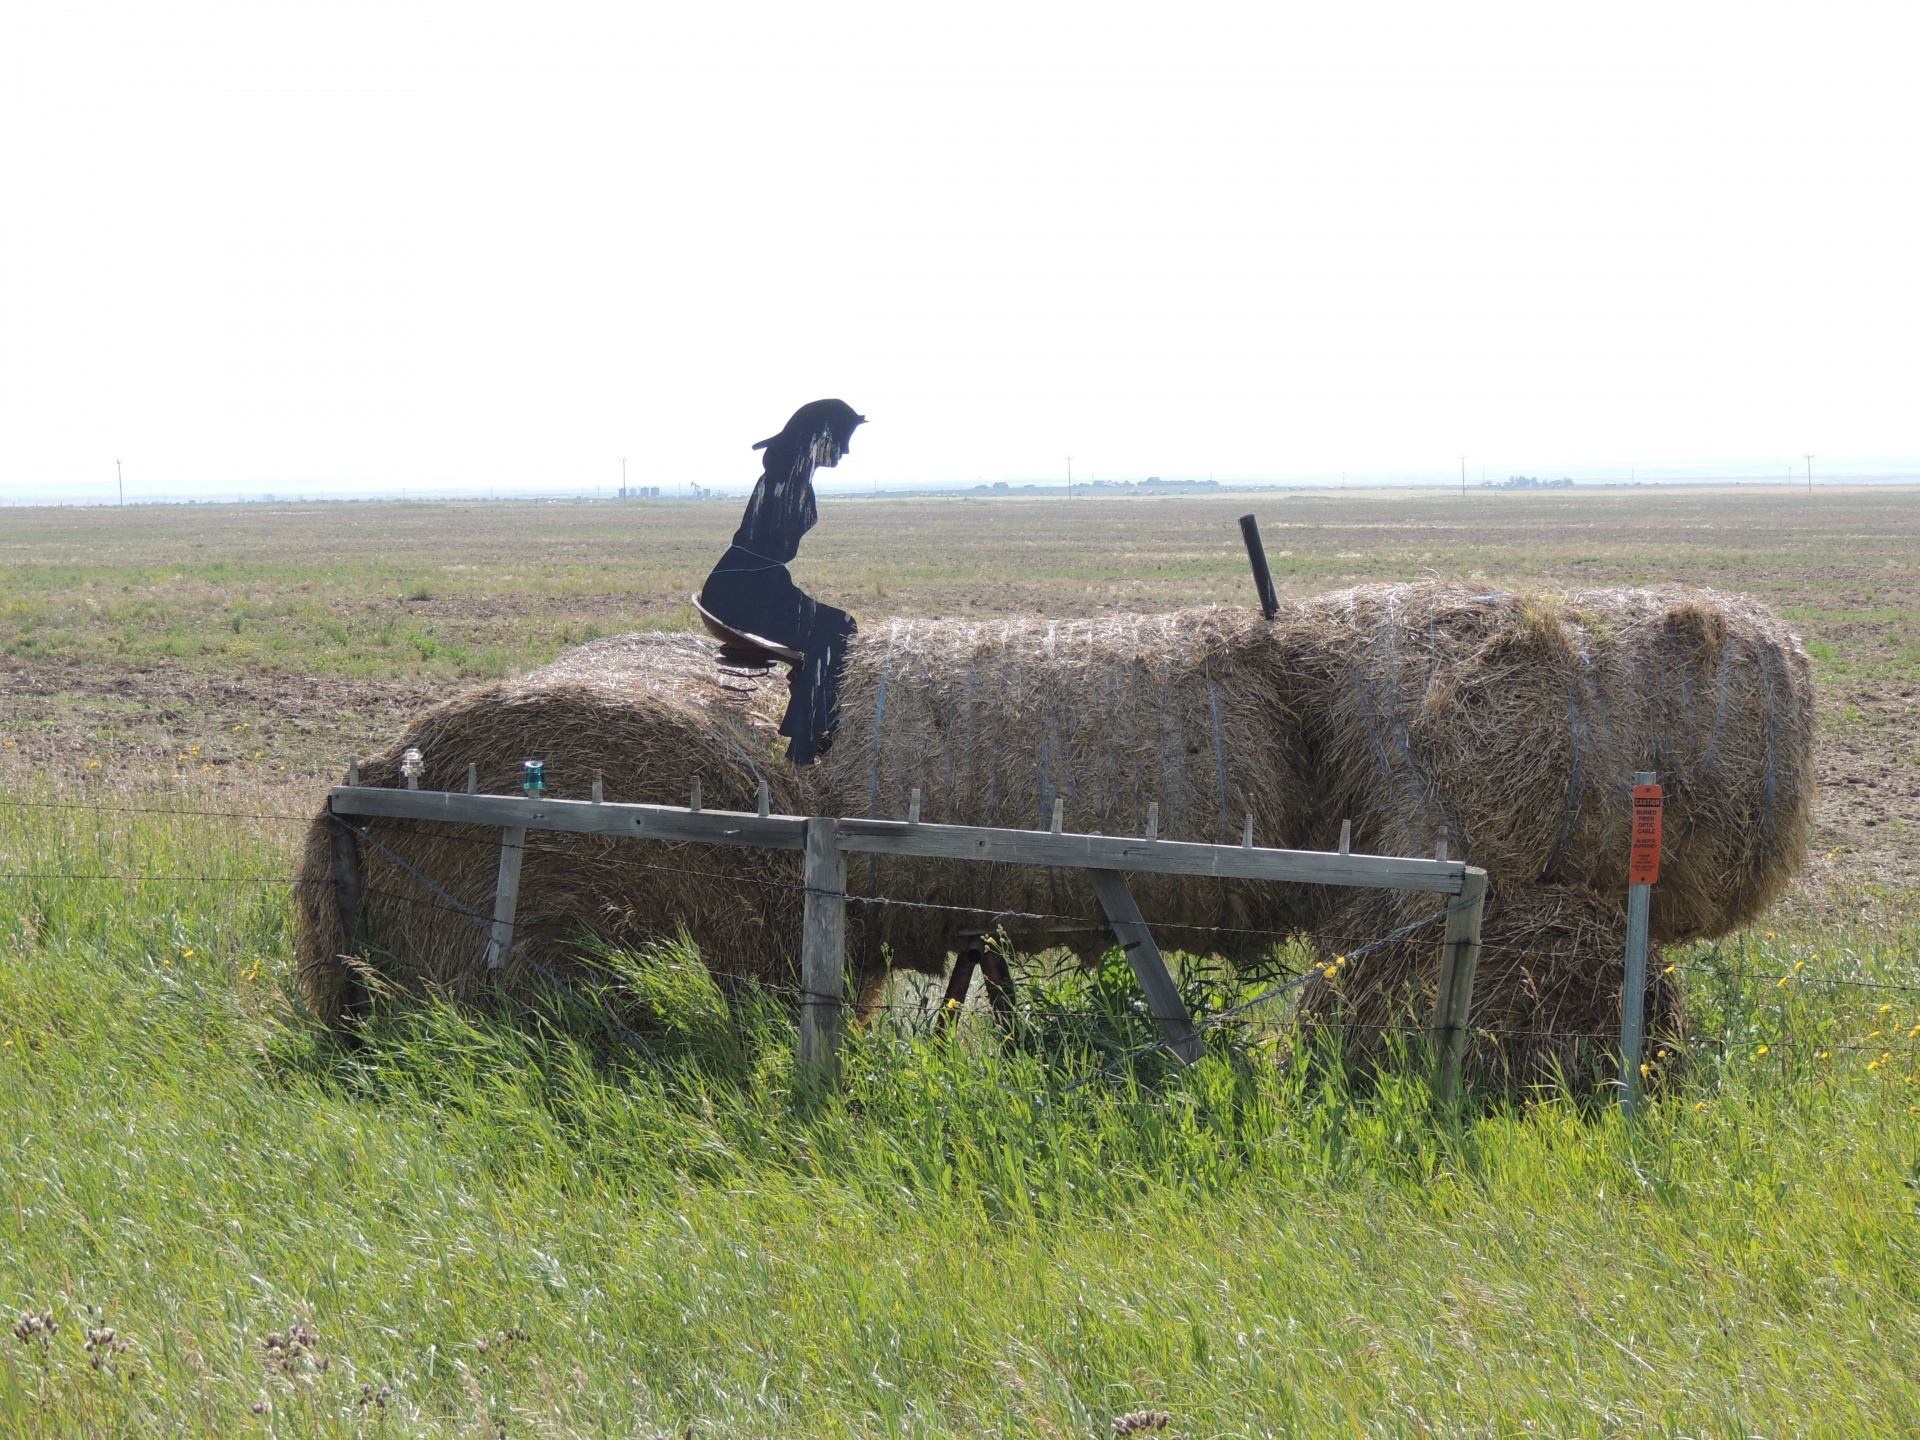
[1087,869,1204,1064]
[331,786,1464,890]
[483,826,527,970]
[833,818,1468,893]
[797,817,847,1085]
[1429,866,1488,1104]
[329,785,808,850]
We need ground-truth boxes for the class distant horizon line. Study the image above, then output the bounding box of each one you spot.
[8,467,1920,507]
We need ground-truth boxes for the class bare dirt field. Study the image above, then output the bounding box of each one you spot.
[5,485,1916,902]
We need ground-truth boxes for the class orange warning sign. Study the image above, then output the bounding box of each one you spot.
[1629,783,1664,886]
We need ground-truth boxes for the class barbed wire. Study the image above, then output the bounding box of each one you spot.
[11,856,1917,1089]
[10,794,1920,1023]
[9,855,1920,1004]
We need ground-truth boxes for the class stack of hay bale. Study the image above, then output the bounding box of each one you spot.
[295,584,1814,1086]
[1269,585,1812,1083]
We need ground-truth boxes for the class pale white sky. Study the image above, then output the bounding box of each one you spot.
[3,2,1915,500]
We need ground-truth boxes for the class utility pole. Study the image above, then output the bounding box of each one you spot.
[1804,453,1814,495]
[117,460,123,507]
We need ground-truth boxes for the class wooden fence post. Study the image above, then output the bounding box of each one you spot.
[326,802,369,1018]
[798,816,847,1085]
[483,827,527,970]
[1430,866,1488,1104]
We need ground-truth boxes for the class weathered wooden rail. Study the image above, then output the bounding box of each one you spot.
[328,778,1488,1099]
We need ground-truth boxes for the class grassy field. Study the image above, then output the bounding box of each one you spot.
[5,489,1920,1435]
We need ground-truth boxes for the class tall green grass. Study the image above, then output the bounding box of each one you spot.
[3,790,1920,1436]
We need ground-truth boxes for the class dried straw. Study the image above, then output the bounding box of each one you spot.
[1279,583,1811,1086]
[817,609,1315,974]
[293,584,1814,1085]
[293,635,803,1025]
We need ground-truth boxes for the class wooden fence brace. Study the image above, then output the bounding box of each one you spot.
[908,787,922,825]
[797,817,847,1084]
[466,763,478,795]
[1242,812,1255,849]
[1087,868,1205,1064]
[483,827,527,970]
[1429,866,1488,1104]
[689,778,701,813]
[1339,819,1352,856]
[1145,802,1159,841]
[1435,824,1449,862]
[1051,798,1064,834]
[591,769,603,804]
[757,777,770,818]
[346,756,359,786]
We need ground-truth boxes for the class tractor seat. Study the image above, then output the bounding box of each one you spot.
[690,592,804,672]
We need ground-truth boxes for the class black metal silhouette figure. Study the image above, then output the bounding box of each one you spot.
[696,399,865,764]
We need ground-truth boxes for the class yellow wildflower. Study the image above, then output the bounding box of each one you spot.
[1881,1004,1895,1016]
[1794,960,1805,973]
[1777,976,1791,989]
[1755,1045,1770,1058]
[1765,931,1776,940]
[1694,1101,1707,1111]
[1869,1031,1883,1041]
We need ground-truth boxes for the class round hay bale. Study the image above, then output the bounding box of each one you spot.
[816,609,1320,973]
[1300,883,1687,1092]
[1274,583,1815,940]
[293,635,803,1025]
